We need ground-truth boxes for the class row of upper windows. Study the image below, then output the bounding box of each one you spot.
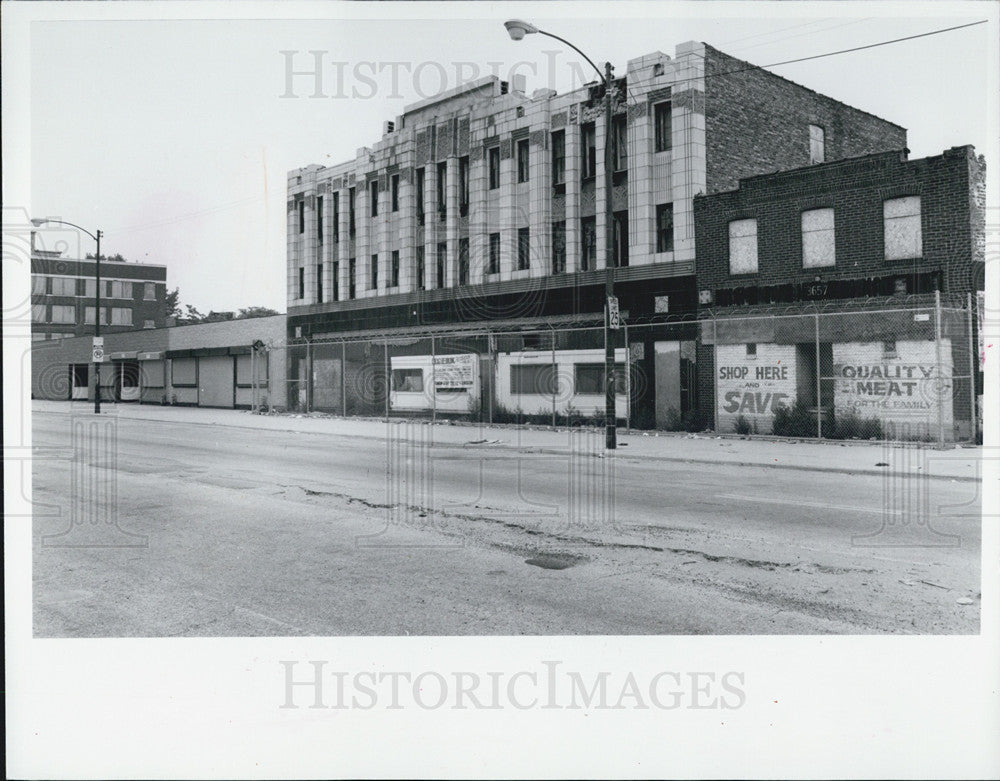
[32,277,160,300]
[294,109,826,240]
[295,203,676,301]
[294,102,677,238]
[31,304,139,326]
[727,196,920,275]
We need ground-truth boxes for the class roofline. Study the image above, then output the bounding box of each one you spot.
[695,145,978,199]
[30,254,168,270]
[701,43,907,133]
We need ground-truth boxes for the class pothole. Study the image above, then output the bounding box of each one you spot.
[525,553,585,570]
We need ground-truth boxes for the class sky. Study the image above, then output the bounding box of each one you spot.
[18,1,1000,314]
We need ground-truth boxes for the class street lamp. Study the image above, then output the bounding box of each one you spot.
[31,218,104,414]
[505,20,618,449]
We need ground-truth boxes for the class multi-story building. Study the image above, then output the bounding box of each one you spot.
[285,41,908,424]
[30,246,168,341]
[693,145,986,439]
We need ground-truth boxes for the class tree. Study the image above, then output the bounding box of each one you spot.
[165,287,280,325]
[163,287,182,319]
[236,306,280,319]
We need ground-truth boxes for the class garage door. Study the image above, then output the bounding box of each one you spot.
[198,355,235,408]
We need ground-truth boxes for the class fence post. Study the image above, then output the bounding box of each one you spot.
[384,340,389,421]
[815,313,822,439]
[935,289,945,447]
[967,292,977,443]
[431,334,436,426]
[550,326,557,428]
[341,340,347,417]
[251,347,256,413]
[624,321,631,435]
[712,318,718,433]
[488,331,494,426]
[306,338,312,413]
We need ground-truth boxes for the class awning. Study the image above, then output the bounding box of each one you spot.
[137,351,164,361]
[108,351,137,361]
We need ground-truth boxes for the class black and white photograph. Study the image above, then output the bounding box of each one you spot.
[4,0,998,777]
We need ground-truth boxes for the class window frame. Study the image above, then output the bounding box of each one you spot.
[654,101,672,153]
[551,221,566,274]
[574,362,626,396]
[551,130,566,185]
[809,124,825,164]
[517,226,530,271]
[728,218,759,275]
[883,196,922,261]
[801,207,836,268]
[516,137,530,183]
[612,114,628,172]
[510,363,558,396]
[656,203,674,253]
[488,232,501,275]
[488,146,501,190]
[581,122,597,180]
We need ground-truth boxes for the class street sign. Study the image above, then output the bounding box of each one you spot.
[607,296,620,330]
[92,336,104,363]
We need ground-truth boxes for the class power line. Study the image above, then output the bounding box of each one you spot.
[620,19,987,112]
[108,19,989,236]
[758,19,988,70]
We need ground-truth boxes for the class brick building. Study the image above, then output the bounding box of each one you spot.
[30,246,168,341]
[693,146,986,439]
[284,41,907,425]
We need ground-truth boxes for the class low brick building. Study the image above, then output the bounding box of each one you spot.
[693,146,986,440]
[31,315,287,410]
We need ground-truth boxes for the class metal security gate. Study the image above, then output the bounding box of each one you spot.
[197,355,235,408]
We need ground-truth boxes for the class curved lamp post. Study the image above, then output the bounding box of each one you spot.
[504,20,618,450]
[31,218,104,413]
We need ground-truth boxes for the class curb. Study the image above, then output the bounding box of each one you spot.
[33,404,980,483]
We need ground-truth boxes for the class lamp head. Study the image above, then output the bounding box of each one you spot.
[30,218,45,227]
[504,19,538,41]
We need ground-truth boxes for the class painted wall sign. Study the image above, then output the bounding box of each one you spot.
[716,344,796,434]
[833,340,953,438]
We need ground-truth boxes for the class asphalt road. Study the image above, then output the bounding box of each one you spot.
[32,407,981,635]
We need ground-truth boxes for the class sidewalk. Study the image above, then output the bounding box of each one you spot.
[32,399,983,482]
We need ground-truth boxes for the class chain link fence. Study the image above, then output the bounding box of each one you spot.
[271,293,981,445]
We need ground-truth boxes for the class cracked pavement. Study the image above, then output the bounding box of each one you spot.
[31,405,981,635]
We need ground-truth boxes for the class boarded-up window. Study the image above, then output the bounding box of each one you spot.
[236,353,268,386]
[510,364,558,395]
[392,368,424,393]
[728,219,758,274]
[884,196,921,260]
[141,360,165,387]
[171,357,197,386]
[802,208,835,268]
[574,363,626,395]
[809,124,825,164]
